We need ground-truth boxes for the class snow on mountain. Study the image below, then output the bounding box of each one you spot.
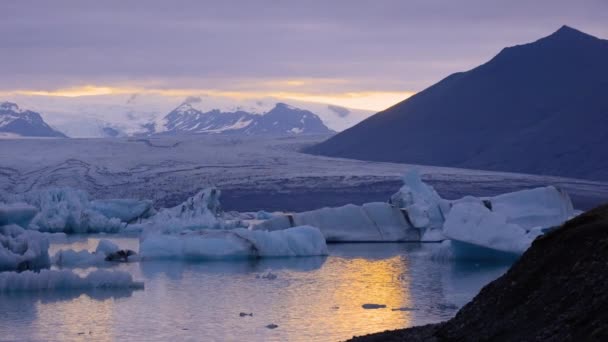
[152,101,334,136]
[4,94,372,137]
[0,102,66,138]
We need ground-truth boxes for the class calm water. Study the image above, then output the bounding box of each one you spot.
[0,236,510,342]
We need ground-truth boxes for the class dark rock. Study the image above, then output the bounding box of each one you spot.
[349,204,608,341]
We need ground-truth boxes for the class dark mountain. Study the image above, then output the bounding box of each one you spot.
[155,102,334,136]
[306,26,608,181]
[0,102,67,137]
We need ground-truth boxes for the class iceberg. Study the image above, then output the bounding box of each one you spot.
[126,187,233,234]
[254,202,420,242]
[53,239,137,267]
[253,171,575,252]
[0,224,50,271]
[0,203,38,227]
[90,199,155,223]
[0,269,143,292]
[442,201,534,258]
[140,225,328,260]
[8,188,125,233]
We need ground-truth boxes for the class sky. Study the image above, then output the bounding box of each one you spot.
[1,0,607,111]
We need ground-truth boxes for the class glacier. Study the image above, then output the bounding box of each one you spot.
[0,269,143,292]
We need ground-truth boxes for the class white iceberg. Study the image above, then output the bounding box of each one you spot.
[126,187,229,234]
[0,203,38,227]
[254,202,420,242]
[52,239,123,268]
[90,199,155,223]
[140,225,328,260]
[442,201,534,257]
[8,188,125,233]
[253,171,574,252]
[0,269,143,292]
[0,224,50,271]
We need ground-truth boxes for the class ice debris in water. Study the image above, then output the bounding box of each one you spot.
[0,269,143,292]
[254,170,575,259]
[126,187,243,234]
[257,271,277,280]
[0,203,38,227]
[6,188,125,233]
[53,239,137,268]
[140,225,328,260]
[362,304,387,309]
[0,224,50,272]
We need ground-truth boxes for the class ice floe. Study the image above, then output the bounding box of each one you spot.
[0,269,143,292]
[254,171,575,258]
[140,225,328,260]
[0,224,50,271]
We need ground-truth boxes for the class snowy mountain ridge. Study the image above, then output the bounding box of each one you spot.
[4,94,373,137]
[151,102,334,136]
[0,102,66,137]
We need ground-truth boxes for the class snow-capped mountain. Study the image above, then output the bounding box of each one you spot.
[0,102,66,137]
[4,94,373,137]
[151,102,334,136]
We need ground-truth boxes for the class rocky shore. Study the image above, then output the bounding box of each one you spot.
[349,204,608,341]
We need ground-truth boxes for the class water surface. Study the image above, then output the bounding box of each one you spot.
[0,236,510,341]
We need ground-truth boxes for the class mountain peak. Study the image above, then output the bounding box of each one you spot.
[0,102,21,112]
[273,102,299,111]
[543,25,599,43]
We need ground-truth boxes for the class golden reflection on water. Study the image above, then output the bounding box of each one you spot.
[282,256,412,341]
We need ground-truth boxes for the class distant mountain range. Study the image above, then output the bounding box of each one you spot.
[0,100,335,138]
[0,102,66,137]
[306,26,608,181]
[148,102,334,136]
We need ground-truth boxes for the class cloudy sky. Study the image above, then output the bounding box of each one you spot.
[1,0,606,110]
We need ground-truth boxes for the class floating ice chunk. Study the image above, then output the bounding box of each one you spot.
[0,224,50,271]
[9,188,125,233]
[127,187,224,234]
[0,203,38,227]
[53,249,107,268]
[0,269,143,292]
[95,239,119,255]
[442,201,533,258]
[140,226,328,260]
[53,239,127,267]
[254,203,419,242]
[480,186,574,230]
[257,271,277,280]
[256,210,275,220]
[90,199,155,223]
